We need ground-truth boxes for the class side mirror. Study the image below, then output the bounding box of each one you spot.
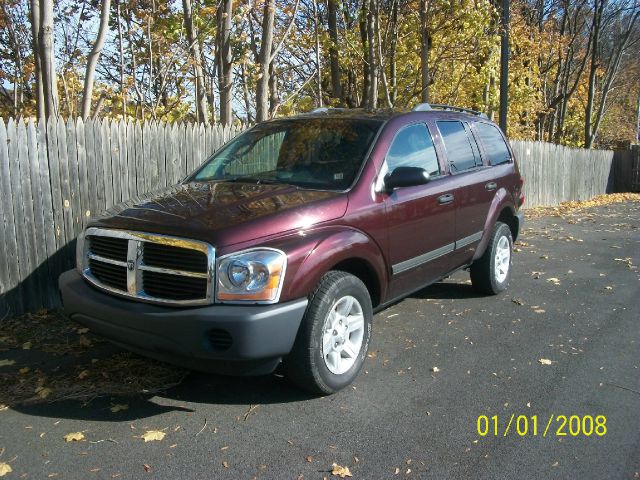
[384,166,430,192]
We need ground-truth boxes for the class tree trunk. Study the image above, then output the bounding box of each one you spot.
[29,0,45,120]
[216,0,233,125]
[359,2,369,108]
[117,0,126,118]
[584,0,603,148]
[419,0,430,102]
[389,0,398,105]
[81,0,111,119]
[183,0,209,124]
[313,0,323,107]
[256,0,275,122]
[365,0,378,109]
[38,0,58,119]
[327,0,342,103]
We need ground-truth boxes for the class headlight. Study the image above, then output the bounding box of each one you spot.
[216,248,286,303]
[76,230,86,273]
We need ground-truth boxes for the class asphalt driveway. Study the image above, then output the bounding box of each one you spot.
[0,199,639,479]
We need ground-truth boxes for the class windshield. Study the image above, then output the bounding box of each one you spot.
[190,118,382,190]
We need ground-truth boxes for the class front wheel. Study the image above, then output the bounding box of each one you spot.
[470,222,513,295]
[284,271,372,395]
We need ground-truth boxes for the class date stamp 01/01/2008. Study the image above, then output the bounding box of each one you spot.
[476,414,607,437]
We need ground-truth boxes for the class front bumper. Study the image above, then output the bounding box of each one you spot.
[59,270,307,375]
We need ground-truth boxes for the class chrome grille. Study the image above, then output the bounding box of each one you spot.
[80,227,215,306]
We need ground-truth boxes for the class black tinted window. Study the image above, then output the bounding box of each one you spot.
[386,123,440,176]
[436,121,479,172]
[476,123,511,165]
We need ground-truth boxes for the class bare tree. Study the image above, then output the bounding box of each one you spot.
[81,0,111,119]
[419,0,430,102]
[256,0,275,122]
[217,0,233,125]
[327,0,343,103]
[37,0,58,119]
[364,0,378,109]
[183,0,209,124]
[313,0,323,107]
[29,0,45,119]
[585,3,640,147]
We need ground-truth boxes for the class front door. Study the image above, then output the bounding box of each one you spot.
[383,123,456,299]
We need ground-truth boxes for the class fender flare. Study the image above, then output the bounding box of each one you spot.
[285,227,388,303]
[473,189,516,261]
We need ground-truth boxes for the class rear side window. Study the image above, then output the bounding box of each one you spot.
[476,123,511,165]
[436,121,481,172]
[386,123,440,176]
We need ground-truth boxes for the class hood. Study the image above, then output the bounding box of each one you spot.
[90,181,348,247]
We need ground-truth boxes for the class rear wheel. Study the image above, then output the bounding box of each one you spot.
[470,222,513,295]
[284,271,372,395]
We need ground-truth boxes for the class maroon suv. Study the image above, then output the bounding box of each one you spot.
[59,104,525,394]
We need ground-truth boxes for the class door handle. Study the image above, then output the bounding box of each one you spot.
[485,182,497,191]
[438,193,454,205]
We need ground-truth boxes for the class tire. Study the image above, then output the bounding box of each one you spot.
[284,271,372,395]
[470,222,513,295]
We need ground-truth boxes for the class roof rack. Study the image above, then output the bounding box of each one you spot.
[412,103,488,118]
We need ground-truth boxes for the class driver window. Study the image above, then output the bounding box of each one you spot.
[386,123,440,176]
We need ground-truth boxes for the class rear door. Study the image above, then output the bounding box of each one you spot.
[383,122,456,298]
[435,120,495,269]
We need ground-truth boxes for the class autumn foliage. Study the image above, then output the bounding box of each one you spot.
[0,0,638,148]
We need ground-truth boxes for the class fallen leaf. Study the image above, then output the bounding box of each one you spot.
[306,456,313,463]
[394,467,401,474]
[331,464,352,478]
[141,430,165,442]
[143,464,151,472]
[36,387,52,399]
[22,341,32,350]
[110,404,128,413]
[0,404,8,412]
[79,335,92,347]
[19,367,30,374]
[604,286,613,290]
[0,463,12,477]
[551,461,559,467]
[222,461,229,468]
[0,359,15,367]
[64,432,85,442]
[77,328,89,334]
[547,277,561,285]
[533,309,546,314]
[78,370,90,380]
[538,358,553,365]
[431,367,440,373]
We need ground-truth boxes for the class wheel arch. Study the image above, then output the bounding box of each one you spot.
[473,190,518,261]
[284,228,387,308]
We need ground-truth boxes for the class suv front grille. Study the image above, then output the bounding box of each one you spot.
[143,243,208,273]
[81,228,214,306]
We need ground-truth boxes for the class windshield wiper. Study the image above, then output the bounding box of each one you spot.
[221,176,288,186]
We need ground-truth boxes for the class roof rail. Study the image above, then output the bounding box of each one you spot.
[425,104,488,118]
[412,103,432,111]
[306,107,349,114]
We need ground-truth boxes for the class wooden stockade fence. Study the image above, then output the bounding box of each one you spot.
[0,117,633,317]
[0,117,241,317]
[511,140,615,208]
